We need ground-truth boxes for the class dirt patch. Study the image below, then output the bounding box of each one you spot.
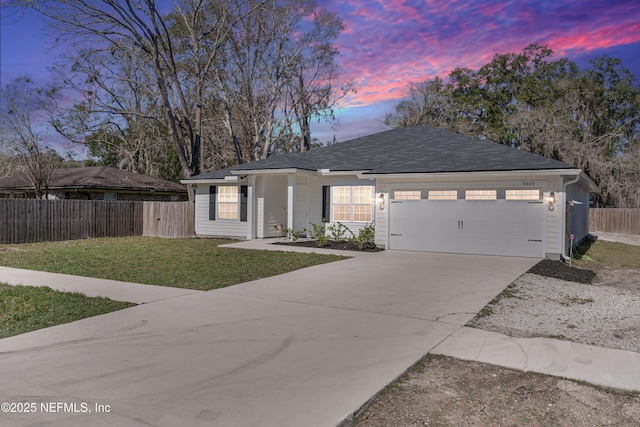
[272,240,383,252]
[527,259,596,284]
[353,241,640,426]
[0,246,28,252]
[594,267,640,292]
[353,356,640,427]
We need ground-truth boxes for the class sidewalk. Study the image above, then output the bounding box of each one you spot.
[432,327,640,392]
[0,266,201,304]
[592,231,640,247]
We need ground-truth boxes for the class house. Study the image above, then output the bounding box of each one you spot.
[182,126,597,259]
[0,166,188,201]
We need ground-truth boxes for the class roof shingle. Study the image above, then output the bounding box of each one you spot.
[187,126,575,180]
[0,167,187,193]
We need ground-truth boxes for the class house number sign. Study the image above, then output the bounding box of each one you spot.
[522,181,536,186]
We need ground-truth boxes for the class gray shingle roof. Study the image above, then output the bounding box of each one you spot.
[0,167,187,193]
[187,126,574,180]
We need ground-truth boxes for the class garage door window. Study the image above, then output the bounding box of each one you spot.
[465,190,496,200]
[428,190,457,200]
[393,190,421,200]
[506,189,540,200]
[332,186,373,222]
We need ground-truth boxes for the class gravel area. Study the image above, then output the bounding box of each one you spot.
[469,271,640,353]
[353,240,640,427]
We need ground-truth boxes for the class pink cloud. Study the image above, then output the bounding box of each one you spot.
[323,0,640,106]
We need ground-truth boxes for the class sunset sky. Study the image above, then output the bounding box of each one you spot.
[1,0,639,147]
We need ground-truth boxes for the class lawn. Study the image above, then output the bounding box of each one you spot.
[574,239,640,270]
[0,284,134,339]
[0,237,347,290]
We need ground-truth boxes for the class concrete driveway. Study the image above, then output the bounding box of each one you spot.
[0,251,536,427]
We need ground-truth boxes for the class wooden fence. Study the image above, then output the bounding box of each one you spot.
[590,208,640,235]
[143,201,194,238]
[0,200,194,244]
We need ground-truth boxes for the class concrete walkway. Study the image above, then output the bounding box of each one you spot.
[0,266,201,304]
[0,249,535,427]
[0,241,638,426]
[432,327,640,392]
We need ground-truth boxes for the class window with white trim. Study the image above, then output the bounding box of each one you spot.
[428,190,457,200]
[506,189,540,200]
[393,190,421,200]
[218,186,239,219]
[332,186,373,222]
[465,190,497,200]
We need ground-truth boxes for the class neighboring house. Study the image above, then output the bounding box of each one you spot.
[0,166,188,201]
[183,126,597,259]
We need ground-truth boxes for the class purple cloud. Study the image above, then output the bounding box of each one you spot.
[323,0,640,106]
[2,0,638,145]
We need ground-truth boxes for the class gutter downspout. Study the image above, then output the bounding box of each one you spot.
[561,173,581,261]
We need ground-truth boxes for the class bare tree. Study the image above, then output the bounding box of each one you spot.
[207,0,351,161]
[384,77,454,129]
[288,8,353,152]
[50,47,181,180]
[0,76,61,198]
[14,0,258,200]
[11,0,350,188]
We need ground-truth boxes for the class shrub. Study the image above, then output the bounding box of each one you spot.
[309,222,329,247]
[275,225,305,242]
[350,223,376,250]
[327,222,352,241]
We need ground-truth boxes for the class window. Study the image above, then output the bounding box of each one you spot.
[465,190,496,200]
[332,186,373,222]
[393,190,421,200]
[218,186,239,219]
[506,189,540,200]
[103,193,117,201]
[209,185,247,221]
[428,190,457,200]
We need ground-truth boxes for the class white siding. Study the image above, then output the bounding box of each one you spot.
[262,175,288,237]
[294,175,310,232]
[307,176,324,226]
[194,185,248,238]
[374,188,388,248]
[542,177,563,259]
[256,197,265,238]
[544,191,562,257]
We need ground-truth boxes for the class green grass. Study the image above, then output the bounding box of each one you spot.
[574,240,640,270]
[0,237,347,290]
[0,284,135,339]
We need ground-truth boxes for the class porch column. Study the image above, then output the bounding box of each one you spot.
[246,175,255,239]
[287,174,295,229]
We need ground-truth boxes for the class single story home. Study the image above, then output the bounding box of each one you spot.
[183,126,597,259]
[0,166,188,201]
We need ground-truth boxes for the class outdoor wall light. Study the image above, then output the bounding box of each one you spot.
[378,193,385,210]
[546,192,556,211]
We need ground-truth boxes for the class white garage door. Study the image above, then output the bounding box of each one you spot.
[389,199,544,257]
